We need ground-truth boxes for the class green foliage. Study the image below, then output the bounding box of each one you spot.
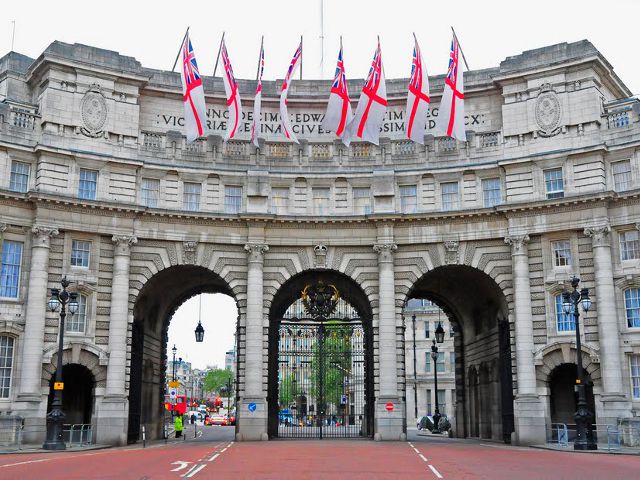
[203,368,233,394]
[278,372,298,406]
[310,324,352,409]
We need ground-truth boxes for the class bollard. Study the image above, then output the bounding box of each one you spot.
[142,425,146,448]
[164,424,168,444]
[194,423,197,439]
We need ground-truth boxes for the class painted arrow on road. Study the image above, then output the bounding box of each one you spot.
[170,461,192,472]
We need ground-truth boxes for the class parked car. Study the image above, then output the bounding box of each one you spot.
[205,415,228,426]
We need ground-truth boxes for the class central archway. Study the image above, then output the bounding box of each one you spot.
[405,265,514,442]
[267,270,374,439]
[128,265,237,442]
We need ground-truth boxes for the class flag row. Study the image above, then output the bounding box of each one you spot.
[178,31,467,147]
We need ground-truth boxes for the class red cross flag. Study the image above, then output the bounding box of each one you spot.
[343,40,387,146]
[251,39,265,148]
[435,33,466,142]
[406,35,430,144]
[179,32,208,143]
[322,40,352,138]
[279,41,302,144]
[221,39,243,140]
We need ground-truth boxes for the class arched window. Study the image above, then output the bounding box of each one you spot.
[0,335,15,398]
[555,294,575,332]
[624,288,640,328]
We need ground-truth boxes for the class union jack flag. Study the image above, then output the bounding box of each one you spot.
[179,32,207,143]
[323,43,352,137]
[251,41,265,147]
[363,43,383,96]
[405,36,430,143]
[435,33,466,141]
[282,42,302,93]
[446,38,460,88]
[221,39,242,140]
[279,41,302,143]
[331,47,349,99]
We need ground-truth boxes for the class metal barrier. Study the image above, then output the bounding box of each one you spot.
[546,423,569,447]
[63,424,93,447]
[546,423,623,451]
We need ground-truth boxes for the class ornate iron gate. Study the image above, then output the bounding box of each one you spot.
[276,280,366,439]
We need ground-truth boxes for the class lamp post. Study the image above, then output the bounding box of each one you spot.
[225,377,232,415]
[430,321,445,434]
[172,345,177,382]
[194,321,204,342]
[43,276,79,450]
[562,276,597,451]
[411,314,418,421]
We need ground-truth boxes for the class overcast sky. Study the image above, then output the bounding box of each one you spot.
[5,1,640,368]
[4,1,640,94]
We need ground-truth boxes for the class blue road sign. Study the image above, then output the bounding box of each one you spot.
[248,402,257,412]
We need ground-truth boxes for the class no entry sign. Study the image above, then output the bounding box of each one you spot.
[385,402,394,412]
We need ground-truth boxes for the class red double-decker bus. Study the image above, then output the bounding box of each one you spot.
[164,394,187,415]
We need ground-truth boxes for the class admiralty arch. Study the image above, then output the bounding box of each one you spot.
[0,39,639,446]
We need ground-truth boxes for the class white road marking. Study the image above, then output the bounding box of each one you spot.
[183,464,206,478]
[208,453,220,462]
[171,461,192,472]
[0,458,52,468]
[220,447,227,453]
[408,442,414,448]
[429,464,443,479]
[227,442,233,448]
[418,453,428,462]
[413,447,420,453]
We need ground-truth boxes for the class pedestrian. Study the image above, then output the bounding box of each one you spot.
[191,413,196,425]
[175,414,183,438]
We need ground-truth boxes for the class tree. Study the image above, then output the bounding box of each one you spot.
[310,323,352,410]
[278,372,298,407]
[203,368,233,395]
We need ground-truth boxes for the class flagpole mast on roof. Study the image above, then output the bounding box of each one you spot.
[171,27,190,73]
[300,35,303,80]
[256,36,264,81]
[213,32,225,77]
[451,26,470,71]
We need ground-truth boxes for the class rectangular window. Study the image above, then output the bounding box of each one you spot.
[612,160,632,192]
[183,182,201,212]
[450,352,456,371]
[425,352,431,373]
[552,240,572,267]
[66,294,87,333]
[313,188,330,215]
[9,161,30,193]
[544,168,564,199]
[441,182,459,210]
[78,168,98,200]
[426,388,432,415]
[482,178,502,207]
[0,336,14,398]
[0,241,22,298]
[436,352,445,373]
[400,185,417,213]
[436,389,446,414]
[141,178,160,208]
[555,294,575,332]
[625,289,640,328]
[620,230,640,261]
[424,321,430,338]
[70,240,91,268]
[353,187,372,214]
[631,355,640,399]
[224,186,242,214]
[271,187,289,214]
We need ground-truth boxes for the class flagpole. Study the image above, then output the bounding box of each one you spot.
[171,27,190,72]
[255,36,264,81]
[212,32,225,77]
[300,35,303,80]
[451,26,470,71]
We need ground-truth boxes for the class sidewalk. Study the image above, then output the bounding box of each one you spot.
[532,443,640,455]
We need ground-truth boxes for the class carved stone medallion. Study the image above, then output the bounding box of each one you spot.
[81,87,108,137]
[535,85,561,137]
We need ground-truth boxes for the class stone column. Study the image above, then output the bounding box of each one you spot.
[18,226,59,398]
[97,234,136,445]
[505,234,545,445]
[240,243,269,441]
[373,242,404,440]
[584,224,629,422]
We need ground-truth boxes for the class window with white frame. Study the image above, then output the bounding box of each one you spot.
[271,187,289,214]
[482,178,502,207]
[436,352,445,373]
[624,288,640,328]
[399,185,417,213]
[437,389,446,414]
[78,168,98,200]
[544,168,564,199]
[441,182,459,210]
[612,160,632,192]
[141,178,160,208]
[620,230,639,261]
[424,321,430,338]
[66,294,87,333]
[70,240,91,268]
[425,352,431,372]
[631,355,640,399]
[0,241,22,298]
[0,336,14,398]
[183,182,201,212]
[552,240,572,267]
[555,294,575,332]
[9,161,30,193]
[224,186,242,214]
[426,388,432,414]
[312,188,330,215]
[353,187,372,214]
[450,352,456,371]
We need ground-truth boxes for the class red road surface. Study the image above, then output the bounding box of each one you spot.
[1,438,639,479]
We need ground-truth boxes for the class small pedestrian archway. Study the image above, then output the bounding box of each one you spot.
[549,364,596,426]
[404,265,514,442]
[267,270,375,439]
[129,265,238,442]
[47,364,95,426]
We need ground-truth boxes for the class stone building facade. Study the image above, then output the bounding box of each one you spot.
[0,39,639,446]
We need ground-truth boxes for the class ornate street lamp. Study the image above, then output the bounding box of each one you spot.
[430,321,445,434]
[43,276,78,450]
[562,276,596,450]
[172,344,178,382]
[194,321,205,343]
